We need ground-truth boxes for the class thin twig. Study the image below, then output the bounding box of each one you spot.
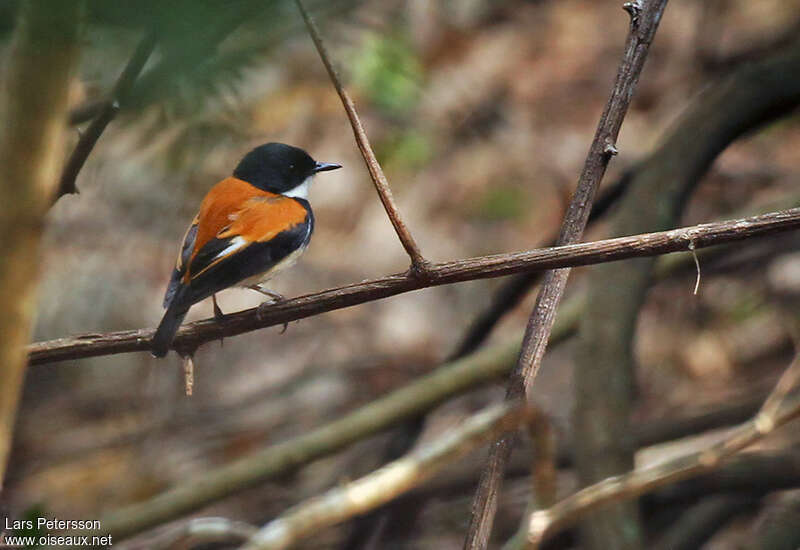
[239,402,529,550]
[27,207,800,365]
[689,240,701,294]
[293,0,428,272]
[755,355,800,432]
[524,355,800,548]
[125,517,258,550]
[54,29,157,202]
[464,2,669,547]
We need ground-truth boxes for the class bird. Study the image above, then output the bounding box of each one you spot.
[151,142,341,357]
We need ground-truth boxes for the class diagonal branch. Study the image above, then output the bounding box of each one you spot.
[464,2,670,547]
[293,0,428,272]
[27,207,800,365]
[524,356,800,548]
[54,29,157,203]
[239,403,529,550]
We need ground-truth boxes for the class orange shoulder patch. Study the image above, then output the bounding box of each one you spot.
[189,177,309,264]
[217,195,308,243]
[191,178,266,258]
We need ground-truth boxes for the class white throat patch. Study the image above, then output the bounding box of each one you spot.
[284,175,313,200]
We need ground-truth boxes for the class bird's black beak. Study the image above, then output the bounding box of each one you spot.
[314,161,342,173]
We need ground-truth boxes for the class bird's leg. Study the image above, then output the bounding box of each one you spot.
[212,294,225,348]
[252,285,289,333]
[212,294,225,322]
[248,285,285,302]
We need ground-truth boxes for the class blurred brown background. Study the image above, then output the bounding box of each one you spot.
[7,0,800,548]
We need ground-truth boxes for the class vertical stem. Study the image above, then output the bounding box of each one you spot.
[0,0,83,486]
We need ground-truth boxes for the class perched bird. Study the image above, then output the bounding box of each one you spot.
[152,142,341,357]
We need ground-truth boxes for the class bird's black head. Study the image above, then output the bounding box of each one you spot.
[233,142,341,196]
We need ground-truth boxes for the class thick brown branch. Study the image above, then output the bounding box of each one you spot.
[464,2,669,547]
[27,207,800,365]
[54,29,156,202]
[293,0,427,271]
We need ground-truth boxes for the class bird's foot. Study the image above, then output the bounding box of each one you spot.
[255,291,289,334]
[249,285,285,302]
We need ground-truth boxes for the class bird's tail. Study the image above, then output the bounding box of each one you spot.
[151,303,189,358]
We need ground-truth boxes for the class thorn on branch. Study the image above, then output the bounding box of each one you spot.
[623,1,642,25]
[603,139,619,157]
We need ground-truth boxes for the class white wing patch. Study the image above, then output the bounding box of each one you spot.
[215,236,248,259]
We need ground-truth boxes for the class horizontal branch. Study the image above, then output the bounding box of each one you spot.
[28,207,800,365]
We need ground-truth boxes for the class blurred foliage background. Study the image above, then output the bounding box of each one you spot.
[6,0,800,548]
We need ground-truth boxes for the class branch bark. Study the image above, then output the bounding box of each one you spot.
[54,29,156,202]
[464,2,669,547]
[294,0,428,271]
[27,207,800,365]
[0,0,82,487]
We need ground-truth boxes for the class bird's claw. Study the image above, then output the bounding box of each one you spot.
[256,296,289,334]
